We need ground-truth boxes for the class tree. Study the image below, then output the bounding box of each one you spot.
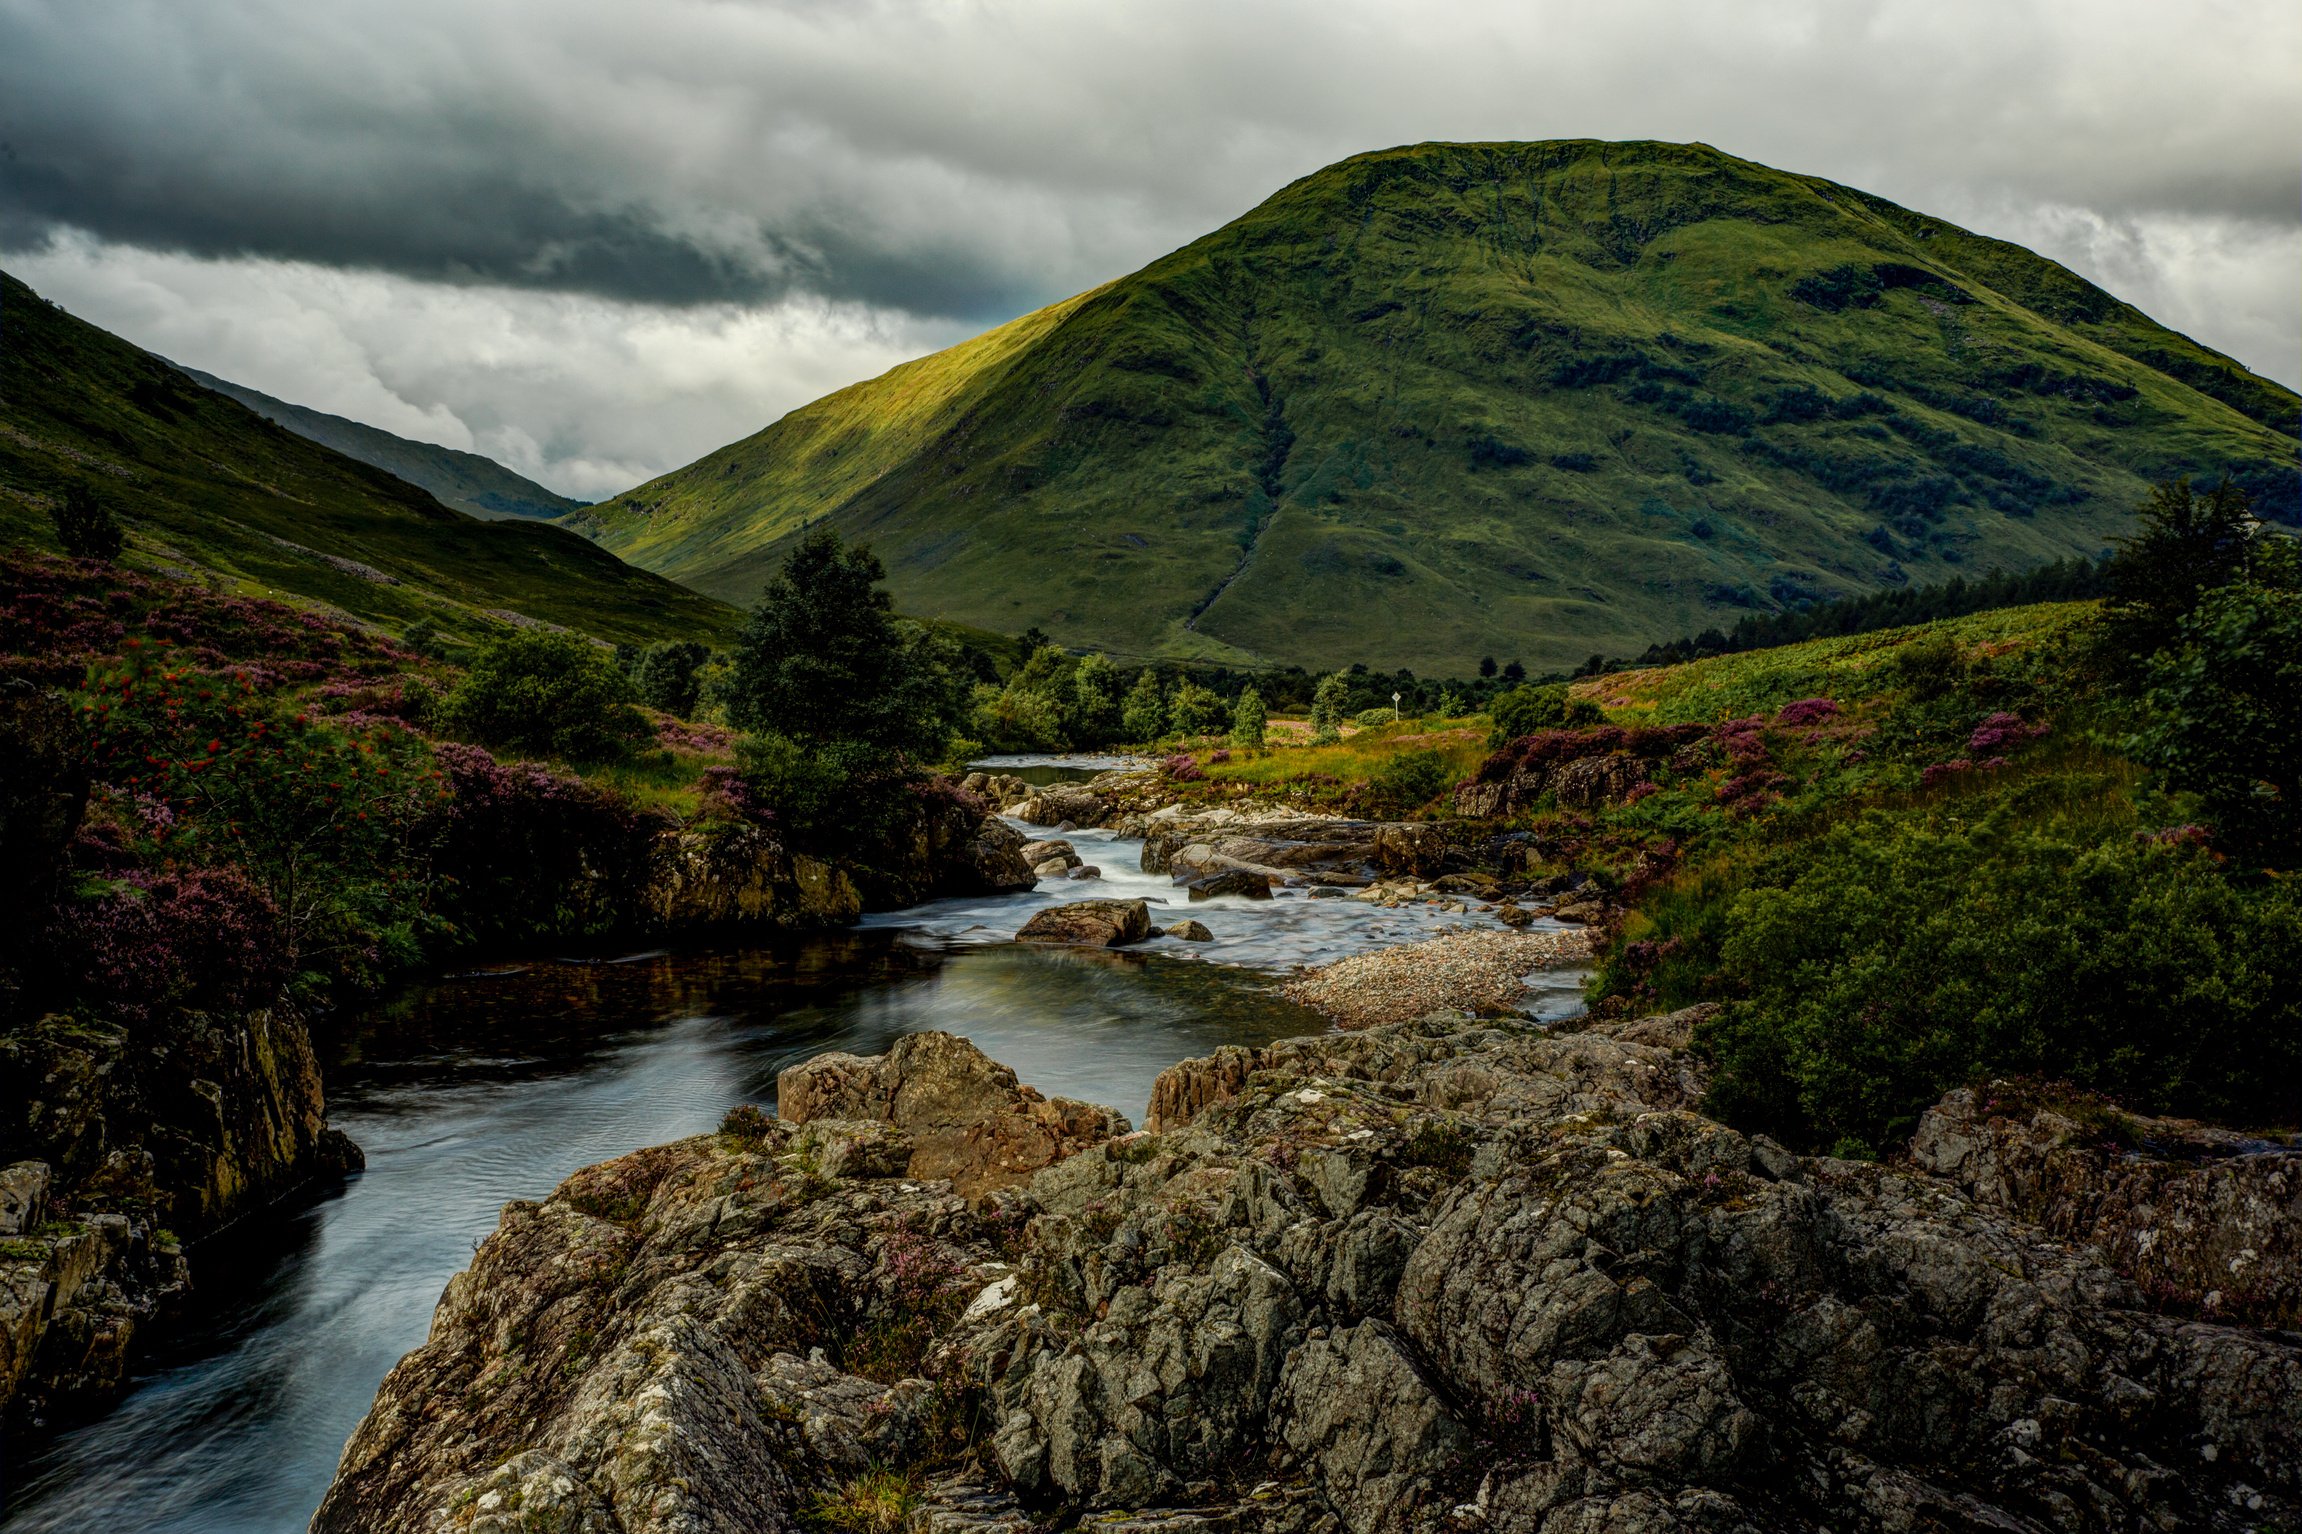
[437,629,653,762]
[1168,679,1225,736]
[52,481,125,562]
[1478,656,1498,679]
[724,531,965,761]
[1501,659,1527,683]
[1308,672,1350,745]
[633,640,711,717]
[1230,685,1267,749]
[2131,549,2302,864]
[1121,669,1167,742]
[2106,476,2266,663]
[1070,653,1123,746]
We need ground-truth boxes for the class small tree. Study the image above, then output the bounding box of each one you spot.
[1230,685,1267,750]
[2131,548,2301,864]
[52,481,125,562]
[1168,679,1226,736]
[437,629,652,762]
[633,640,711,717]
[724,530,964,760]
[1070,653,1123,746]
[2106,476,2266,664]
[1309,672,1349,745]
[1501,659,1527,683]
[1478,656,1498,679]
[1121,669,1167,743]
[400,617,448,661]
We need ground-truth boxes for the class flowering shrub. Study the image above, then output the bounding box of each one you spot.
[1773,697,1842,727]
[425,741,653,944]
[1472,724,1705,784]
[1163,753,1204,782]
[78,638,434,976]
[1968,711,2049,755]
[1715,769,1791,807]
[694,764,769,824]
[49,864,288,1022]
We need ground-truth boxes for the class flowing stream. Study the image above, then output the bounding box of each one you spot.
[1,765,1582,1531]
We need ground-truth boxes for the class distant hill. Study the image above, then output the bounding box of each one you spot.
[177,366,589,523]
[1,270,738,646]
[566,139,2300,674]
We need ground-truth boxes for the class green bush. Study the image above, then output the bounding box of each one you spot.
[1365,749,1453,815]
[437,629,652,762]
[736,732,908,847]
[1487,683,1568,744]
[1353,706,1395,728]
[970,681,1066,752]
[399,617,448,661]
[1230,685,1267,749]
[1694,806,2302,1155]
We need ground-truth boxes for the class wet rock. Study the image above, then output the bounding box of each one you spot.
[1018,838,1079,868]
[1033,857,1073,879]
[1068,865,1103,881]
[1166,920,1214,942]
[778,1030,1127,1198]
[1308,886,1347,900]
[1015,898,1153,948]
[1187,870,1273,901]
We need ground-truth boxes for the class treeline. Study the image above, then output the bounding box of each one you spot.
[1613,556,2111,672]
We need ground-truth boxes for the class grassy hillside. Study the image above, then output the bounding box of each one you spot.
[570,140,2298,674]
[0,270,738,646]
[178,366,589,522]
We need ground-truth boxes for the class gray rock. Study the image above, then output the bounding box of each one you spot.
[1166,920,1214,942]
[1016,898,1153,948]
[1187,870,1273,901]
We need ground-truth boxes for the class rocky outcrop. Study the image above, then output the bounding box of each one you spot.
[1913,1085,2302,1327]
[644,821,864,928]
[777,1030,1128,1198]
[320,1012,2302,1532]
[0,1003,362,1426]
[1187,869,1273,900]
[1014,898,1152,948]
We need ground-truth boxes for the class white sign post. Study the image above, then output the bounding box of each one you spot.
[1392,690,1401,720]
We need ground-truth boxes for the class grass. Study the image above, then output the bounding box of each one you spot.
[804,1464,922,1533]
[1186,717,1490,813]
[568,139,2296,674]
[1,269,740,649]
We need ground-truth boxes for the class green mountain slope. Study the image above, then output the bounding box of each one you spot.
[1,270,737,646]
[177,366,589,522]
[569,139,2299,674]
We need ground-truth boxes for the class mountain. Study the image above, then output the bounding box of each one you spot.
[565,140,2300,674]
[0,270,737,646]
[177,367,589,522]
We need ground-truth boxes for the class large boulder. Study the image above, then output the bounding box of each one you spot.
[778,1030,1127,1198]
[1187,869,1273,901]
[1014,898,1152,948]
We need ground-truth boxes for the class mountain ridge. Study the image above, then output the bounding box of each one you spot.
[567,138,2298,673]
[176,366,589,523]
[0,269,739,646]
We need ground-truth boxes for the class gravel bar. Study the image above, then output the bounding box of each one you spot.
[1282,927,1595,1030]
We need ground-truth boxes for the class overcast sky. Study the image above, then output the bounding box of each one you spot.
[3,0,2295,501]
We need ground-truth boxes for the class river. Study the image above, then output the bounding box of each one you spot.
[0,773,1583,1531]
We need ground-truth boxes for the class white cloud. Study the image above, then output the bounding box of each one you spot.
[8,232,962,499]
